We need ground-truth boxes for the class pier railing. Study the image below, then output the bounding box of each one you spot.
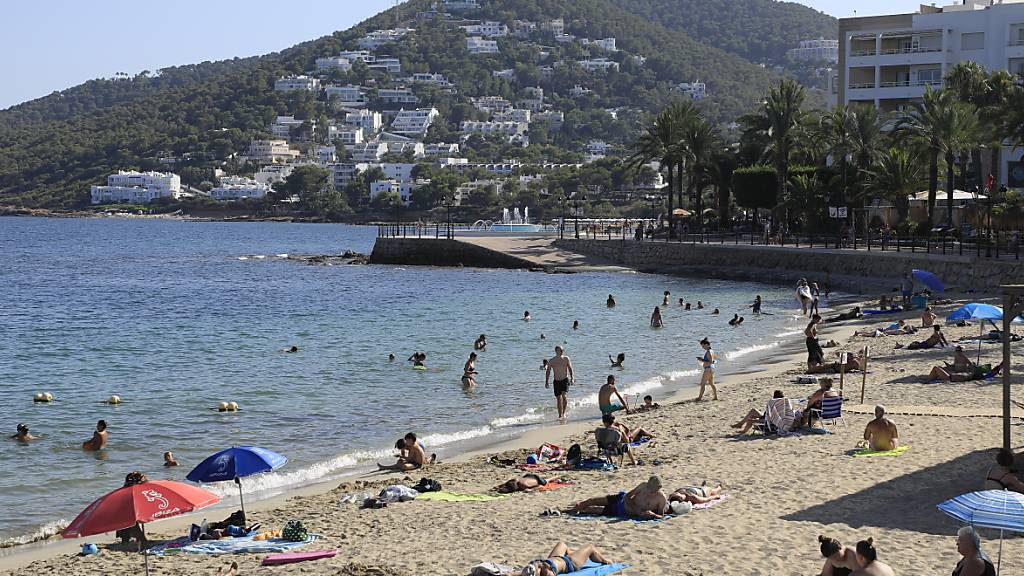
[377,222,460,239]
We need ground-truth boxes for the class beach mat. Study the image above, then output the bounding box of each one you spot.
[691,494,729,509]
[147,534,318,555]
[516,463,567,473]
[568,561,630,575]
[417,491,507,502]
[853,445,912,458]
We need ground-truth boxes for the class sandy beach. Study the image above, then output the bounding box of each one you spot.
[3,296,1022,576]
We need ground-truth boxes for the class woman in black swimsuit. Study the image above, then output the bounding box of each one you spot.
[983,449,1024,492]
[952,526,996,576]
[520,541,612,576]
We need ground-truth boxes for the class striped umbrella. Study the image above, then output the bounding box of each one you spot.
[938,490,1024,574]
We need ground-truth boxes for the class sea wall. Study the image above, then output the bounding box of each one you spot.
[553,239,1024,292]
[370,237,537,269]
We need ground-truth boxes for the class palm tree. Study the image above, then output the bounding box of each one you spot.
[763,79,806,223]
[862,147,926,227]
[818,105,855,212]
[629,105,688,237]
[679,115,719,235]
[847,105,888,231]
[666,101,701,211]
[709,149,737,229]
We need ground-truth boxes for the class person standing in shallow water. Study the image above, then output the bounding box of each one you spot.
[545,346,574,421]
[697,338,718,401]
[650,307,663,328]
[607,294,615,308]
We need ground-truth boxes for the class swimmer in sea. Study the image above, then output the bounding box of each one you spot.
[729,314,740,327]
[540,333,546,340]
[163,451,179,467]
[83,419,108,451]
[663,291,670,306]
[572,320,579,331]
[712,308,720,315]
[650,307,664,328]
[523,310,532,322]
[737,316,745,326]
[750,295,762,315]
[697,301,704,310]
[685,302,691,311]
[678,298,685,306]
[607,294,616,308]
[284,346,299,353]
[474,334,487,351]
[609,352,625,368]
[462,352,478,387]
[388,353,395,362]
[408,352,426,367]
[11,423,37,441]
[541,359,548,371]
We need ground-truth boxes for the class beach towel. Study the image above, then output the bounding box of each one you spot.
[567,513,675,524]
[628,437,652,447]
[147,534,319,556]
[853,445,912,457]
[863,308,903,315]
[416,490,507,502]
[536,481,573,492]
[691,494,729,510]
[575,458,616,471]
[566,561,629,576]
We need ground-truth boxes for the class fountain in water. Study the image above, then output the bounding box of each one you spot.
[488,206,543,232]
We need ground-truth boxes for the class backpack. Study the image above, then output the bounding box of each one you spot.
[566,443,582,466]
[281,520,309,542]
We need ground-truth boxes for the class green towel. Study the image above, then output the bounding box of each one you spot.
[853,445,911,457]
[416,491,507,502]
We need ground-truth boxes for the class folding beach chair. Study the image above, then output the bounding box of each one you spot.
[594,427,628,466]
[754,398,795,436]
[810,395,846,428]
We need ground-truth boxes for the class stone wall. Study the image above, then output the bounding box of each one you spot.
[370,237,537,269]
[554,239,1024,292]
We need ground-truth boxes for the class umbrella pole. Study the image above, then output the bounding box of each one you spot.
[141,538,149,576]
[979,324,984,365]
[998,529,1003,576]
[235,477,246,524]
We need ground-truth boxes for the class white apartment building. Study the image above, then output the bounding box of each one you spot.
[443,0,480,11]
[377,88,420,105]
[578,58,619,72]
[315,145,337,164]
[492,68,515,78]
[676,81,707,100]
[385,141,425,159]
[274,75,320,92]
[315,56,352,72]
[518,98,544,111]
[424,142,461,156]
[357,28,414,51]
[368,58,402,74]
[326,85,369,107]
[584,37,617,51]
[534,110,565,127]
[345,109,384,134]
[569,85,592,97]
[390,107,440,136]
[543,18,565,35]
[254,164,294,185]
[411,72,450,85]
[325,162,369,189]
[90,171,181,205]
[339,50,373,61]
[271,116,305,140]
[586,140,608,163]
[209,176,271,201]
[471,96,512,113]
[494,108,532,123]
[467,37,500,54]
[460,21,508,37]
[838,0,1024,184]
[247,140,301,164]
[376,163,417,182]
[787,37,840,62]
[460,120,528,136]
[328,126,364,146]
[350,143,389,162]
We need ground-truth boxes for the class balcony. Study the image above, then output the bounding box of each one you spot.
[849,82,876,89]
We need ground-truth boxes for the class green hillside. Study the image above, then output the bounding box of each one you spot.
[0,0,825,208]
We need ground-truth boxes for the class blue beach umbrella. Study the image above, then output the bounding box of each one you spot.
[186,445,287,520]
[938,490,1024,574]
[946,303,1023,363]
[912,269,945,292]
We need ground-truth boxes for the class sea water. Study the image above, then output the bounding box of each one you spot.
[0,217,809,545]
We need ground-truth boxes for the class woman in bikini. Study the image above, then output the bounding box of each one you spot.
[668,483,724,505]
[520,541,613,576]
[462,352,478,387]
[650,306,663,328]
[983,448,1024,492]
[697,338,718,401]
[818,535,860,576]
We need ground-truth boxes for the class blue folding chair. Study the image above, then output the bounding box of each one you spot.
[811,395,846,428]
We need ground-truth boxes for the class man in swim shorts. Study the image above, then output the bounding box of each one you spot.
[378,432,427,471]
[545,346,574,421]
[565,476,668,520]
[598,375,629,415]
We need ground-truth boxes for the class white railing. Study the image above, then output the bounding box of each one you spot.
[879,46,942,55]
[848,82,876,90]
[880,80,911,88]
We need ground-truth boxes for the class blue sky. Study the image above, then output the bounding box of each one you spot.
[2,0,927,109]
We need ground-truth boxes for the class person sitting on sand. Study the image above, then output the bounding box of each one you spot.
[494,473,561,494]
[807,352,866,374]
[83,419,107,451]
[801,378,839,426]
[565,476,668,520]
[732,390,798,434]
[945,346,975,373]
[607,294,616,308]
[897,325,948,350]
[953,526,996,576]
[609,353,625,368]
[378,432,428,471]
[668,483,725,505]
[520,541,613,576]
[852,538,895,576]
[474,334,487,351]
[925,361,1002,383]
[11,423,37,441]
[983,448,1024,493]
[523,311,532,322]
[599,375,629,415]
[922,306,937,328]
[650,306,664,328]
[634,395,660,412]
[826,307,863,323]
[597,414,637,466]
[861,405,899,452]
[163,451,179,467]
[818,535,861,576]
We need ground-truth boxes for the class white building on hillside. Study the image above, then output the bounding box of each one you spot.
[838,0,1024,185]
[471,96,512,113]
[424,142,461,156]
[357,28,414,50]
[534,110,564,127]
[345,109,384,134]
[578,58,619,72]
[325,85,369,107]
[369,57,402,74]
[326,162,370,190]
[271,116,305,140]
[492,68,515,78]
[584,37,617,51]
[443,0,481,11]
[91,171,181,205]
[586,140,608,162]
[787,37,840,62]
[467,37,500,54]
[377,88,420,105]
[390,107,440,136]
[676,81,707,100]
[411,72,450,85]
[315,56,352,72]
[247,140,300,164]
[494,108,531,123]
[350,143,389,162]
[339,50,373,61]
[328,125,364,146]
[210,176,271,201]
[274,75,320,92]
[460,120,528,136]
[461,21,508,37]
[542,18,564,35]
[255,164,294,185]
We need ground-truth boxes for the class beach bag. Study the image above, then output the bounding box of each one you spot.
[536,443,563,462]
[566,443,582,466]
[470,562,514,575]
[281,520,309,542]
[412,478,441,493]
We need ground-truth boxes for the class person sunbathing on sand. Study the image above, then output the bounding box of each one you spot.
[807,353,865,374]
[818,535,860,576]
[896,325,948,350]
[984,448,1024,493]
[668,483,724,505]
[565,476,668,520]
[378,432,429,471]
[925,362,1002,383]
[855,320,916,338]
[520,541,612,576]
[825,307,863,323]
[494,474,561,494]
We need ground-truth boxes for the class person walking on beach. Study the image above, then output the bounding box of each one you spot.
[900,272,914,309]
[545,346,574,421]
[805,314,825,369]
[82,419,107,451]
[697,338,718,401]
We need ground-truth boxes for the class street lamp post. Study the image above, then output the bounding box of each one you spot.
[572,194,580,240]
[558,194,566,240]
[442,196,454,239]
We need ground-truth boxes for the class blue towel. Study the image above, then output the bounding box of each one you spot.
[575,458,616,471]
[567,513,675,524]
[147,534,319,555]
[568,561,629,575]
[628,437,651,447]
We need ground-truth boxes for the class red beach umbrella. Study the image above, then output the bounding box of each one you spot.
[62,480,219,538]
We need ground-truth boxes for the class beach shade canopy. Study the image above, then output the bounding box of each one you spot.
[938,489,1024,574]
[187,445,287,520]
[946,303,1011,323]
[912,269,945,293]
[62,480,219,538]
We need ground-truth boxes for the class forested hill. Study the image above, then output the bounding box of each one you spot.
[0,0,830,208]
[611,0,837,63]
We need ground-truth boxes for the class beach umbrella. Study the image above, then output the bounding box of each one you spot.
[912,269,945,292]
[946,304,1023,363]
[62,480,219,575]
[186,445,287,521]
[938,490,1024,574]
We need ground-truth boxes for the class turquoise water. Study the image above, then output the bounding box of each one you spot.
[0,217,806,544]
